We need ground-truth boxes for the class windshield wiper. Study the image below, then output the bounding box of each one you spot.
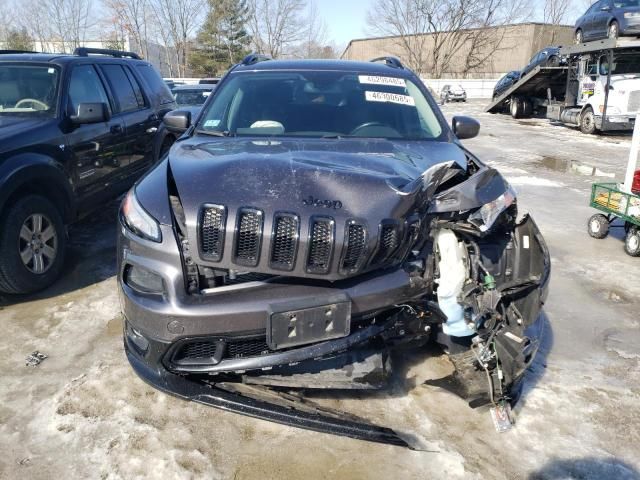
[195,129,235,137]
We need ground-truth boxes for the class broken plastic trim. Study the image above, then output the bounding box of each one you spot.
[125,345,416,449]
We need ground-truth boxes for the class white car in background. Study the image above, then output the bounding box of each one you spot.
[440,84,467,103]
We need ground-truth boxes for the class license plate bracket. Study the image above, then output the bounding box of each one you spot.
[267,295,351,350]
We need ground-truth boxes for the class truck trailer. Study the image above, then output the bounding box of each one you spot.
[485,38,640,134]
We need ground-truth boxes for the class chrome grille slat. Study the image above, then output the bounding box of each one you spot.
[200,204,227,261]
[270,213,299,271]
[306,217,335,274]
[234,208,264,267]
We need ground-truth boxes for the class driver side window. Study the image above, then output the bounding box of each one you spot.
[68,65,110,116]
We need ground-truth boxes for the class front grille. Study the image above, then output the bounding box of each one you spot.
[200,205,226,261]
[629,91,640,113]
[270,213,299,270]
[341,222,367,273]
[371,223,400,264]
[307,217,335,273]
[172,337,271,365]
[226,338,270,358]
[234,208,263,267]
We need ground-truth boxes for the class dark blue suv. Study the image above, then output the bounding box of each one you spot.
[574,0,640,43]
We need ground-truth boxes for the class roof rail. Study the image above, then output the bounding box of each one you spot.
[0,49,38,55]
[370,56,405,69]
[73,47,141,60]
[241,53,272,66]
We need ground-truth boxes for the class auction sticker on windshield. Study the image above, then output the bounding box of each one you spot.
[365,91,415,106]
[358,75,406,87]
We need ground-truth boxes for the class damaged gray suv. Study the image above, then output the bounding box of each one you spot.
[118,55,550,447]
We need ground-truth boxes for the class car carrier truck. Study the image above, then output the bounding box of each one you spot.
[485,38,640,134]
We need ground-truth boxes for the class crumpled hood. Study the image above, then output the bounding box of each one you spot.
[169,136,467,215]
[166,136,468,279]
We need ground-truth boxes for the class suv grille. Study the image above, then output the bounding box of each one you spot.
[341,223,367,273]
[372,223,400,264]
[234,208,263,266]
[270,213,299,270]
[306,217,335,273]
[172,337,271,365]
[629,91,640,113]
[200,205,226,261]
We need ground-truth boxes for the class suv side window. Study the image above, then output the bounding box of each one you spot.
[101,64,142,113]
[124,66,145,107]
[68,65,110,115]
[136,64,174,105]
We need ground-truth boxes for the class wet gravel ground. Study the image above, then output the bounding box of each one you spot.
[0,100,639,479]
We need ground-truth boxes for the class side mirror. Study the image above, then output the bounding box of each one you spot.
[452,116,480,140]
[164,110,191,134]
[71,102,109,124]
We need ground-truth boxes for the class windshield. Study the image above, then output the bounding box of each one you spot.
[600,54,640,75]
[197,71,443,139]
[0,64,60,116]
[174,88,212,106]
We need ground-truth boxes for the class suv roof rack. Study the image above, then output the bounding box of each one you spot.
[73,47,141,60]
[0,49,38,55]
[241,53,272,66]
[370,56,405,69]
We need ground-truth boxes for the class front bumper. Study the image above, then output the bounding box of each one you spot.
[121,213,550,445]
[596,114,636,131]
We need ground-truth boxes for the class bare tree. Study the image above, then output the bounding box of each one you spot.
[103,0,151,58]
[15,0,94,53]
[291,0,337,58]
[367,0,531,78]
[248,0,306,58]
[150,0,204,76]
[543,0,572,25]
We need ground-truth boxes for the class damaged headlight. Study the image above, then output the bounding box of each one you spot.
[120,188,162,242]
[468,187,516,232]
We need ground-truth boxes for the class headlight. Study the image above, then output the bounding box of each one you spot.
[624,12,640,17]
[468,187,516,232]
[120,189,162,242]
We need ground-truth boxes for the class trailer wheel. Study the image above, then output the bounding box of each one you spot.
[624,228,640,257]
[522,98,533,117]
[510,97,522,118]
[588,214,610,239]
[580,107,597,134]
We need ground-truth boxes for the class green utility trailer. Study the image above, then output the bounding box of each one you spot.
[587,183,640,257]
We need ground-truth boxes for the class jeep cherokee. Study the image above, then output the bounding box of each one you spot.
[118,55,550,446]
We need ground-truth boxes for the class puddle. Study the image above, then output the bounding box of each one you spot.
[537,156,616,178]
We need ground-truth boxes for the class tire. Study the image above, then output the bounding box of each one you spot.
[510,97,522,118]
[580,107,597,134]
[624,228,640,257]
[587,214,610,239]
[547,55,560,67]
[608,21,619,40]
[522,98,533,117]
[0,195,66,294]
[575,29,583,44]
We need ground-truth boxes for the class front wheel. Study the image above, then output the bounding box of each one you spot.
[624,228,640,257]
[588,214,610,239]
[0,195,66,294]
[608,21,619,40]
[580,107,597,134]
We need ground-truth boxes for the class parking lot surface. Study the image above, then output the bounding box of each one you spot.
[1,100,639,480]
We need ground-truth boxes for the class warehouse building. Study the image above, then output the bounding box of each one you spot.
[341,22,574,79]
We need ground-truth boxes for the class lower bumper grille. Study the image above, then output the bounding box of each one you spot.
[172,336,272,365]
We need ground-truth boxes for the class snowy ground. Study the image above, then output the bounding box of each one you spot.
[1,100,639,480]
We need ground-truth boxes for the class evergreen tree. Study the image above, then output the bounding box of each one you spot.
[190,0,251,76]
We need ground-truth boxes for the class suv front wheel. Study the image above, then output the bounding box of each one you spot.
[0,195,66,294]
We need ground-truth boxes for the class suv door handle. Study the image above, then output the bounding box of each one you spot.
[110,125,123,134]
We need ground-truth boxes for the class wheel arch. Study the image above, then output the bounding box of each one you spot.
[0,155,76,223]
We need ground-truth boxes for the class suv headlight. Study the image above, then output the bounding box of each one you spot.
[468,187,516,232]
[624,12,640,18]
[120,189,162,242]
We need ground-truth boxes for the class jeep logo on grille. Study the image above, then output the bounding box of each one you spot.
[302,195,343,210]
